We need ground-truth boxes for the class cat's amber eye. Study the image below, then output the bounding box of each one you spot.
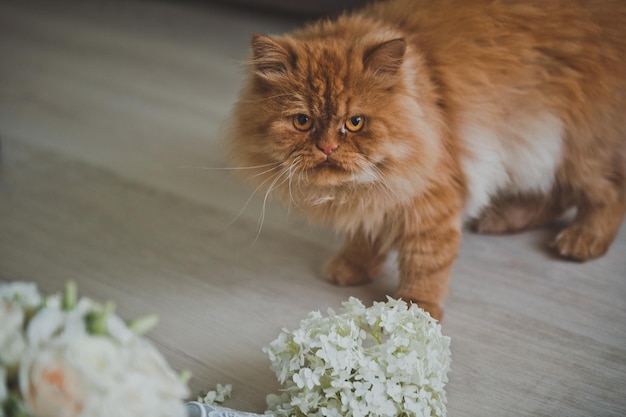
[345,115,365,132]
[293,114,313,131]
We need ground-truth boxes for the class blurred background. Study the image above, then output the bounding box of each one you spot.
[216,0,367,16]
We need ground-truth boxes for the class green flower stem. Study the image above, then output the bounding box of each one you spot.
[179,369,192,385]
[369,317,383,344]
[128,314,159,335]
[85,301,115,335]
[61,281,77,311]
[3,394,30,417]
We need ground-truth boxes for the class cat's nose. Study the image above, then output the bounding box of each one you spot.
[316,143,338,156]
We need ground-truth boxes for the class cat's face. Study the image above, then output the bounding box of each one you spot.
[230,30,445,224]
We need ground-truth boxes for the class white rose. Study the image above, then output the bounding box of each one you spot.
[19,347,88,417]
[78,337,188,417]
[128,339,189,398]
[24,306,66,348]
[0,298,26,366]
[25,303,91,348]
[0,281,41,308]
[13,282,189,417]
[94,373,187,417]
[0,297,23,342]
[0,367,7,404]
[19,335,125,417]
[20,332,188,417]
[63,336,125,390]
[105,314,135,344]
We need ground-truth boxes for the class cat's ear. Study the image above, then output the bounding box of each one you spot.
[251,34,292,80]
[363,38,407,76]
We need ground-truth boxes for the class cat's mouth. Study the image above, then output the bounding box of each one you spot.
[318,160,341,169]
[315,159,349,174]
[303,158,351,185]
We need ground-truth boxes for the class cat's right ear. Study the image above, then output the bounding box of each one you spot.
[251,34,292,81]
[363,38,407,76]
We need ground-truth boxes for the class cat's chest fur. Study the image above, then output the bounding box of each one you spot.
[456,109,564,219]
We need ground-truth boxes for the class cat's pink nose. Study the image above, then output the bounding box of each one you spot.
[317,143,338,156]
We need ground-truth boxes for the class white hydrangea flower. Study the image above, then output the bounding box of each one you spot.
[198,383,233,405]
[263,297,451,417]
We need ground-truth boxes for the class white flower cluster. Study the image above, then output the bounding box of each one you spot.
[263,297,451,417]
[0,281,190,417]
[198,383,233,405]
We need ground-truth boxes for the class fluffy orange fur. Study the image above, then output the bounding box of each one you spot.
[229,0,626,320]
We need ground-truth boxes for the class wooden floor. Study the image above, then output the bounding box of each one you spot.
[1,1,625,415]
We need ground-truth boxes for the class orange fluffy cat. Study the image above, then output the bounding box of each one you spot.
[229,0,626,320]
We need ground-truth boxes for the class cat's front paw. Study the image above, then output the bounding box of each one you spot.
[324,254,373,287]
[553,225,611,261]
[471,201,543,234]
[470,209,511,234]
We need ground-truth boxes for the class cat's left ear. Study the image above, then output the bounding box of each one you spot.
[363,38,407,76]
[251,34,292,80]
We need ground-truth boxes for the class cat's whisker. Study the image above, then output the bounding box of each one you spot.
[178,162,281,171]
[248,163,284,180]
[294,164,306,194]
[283,160,297,216]
[228,163,286,228]
[301,163,311,186]
[370,164,396,200]
[356,153,396,200]
[253,163,294,244]
[287,158,305,215]
[182,160,287,229]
